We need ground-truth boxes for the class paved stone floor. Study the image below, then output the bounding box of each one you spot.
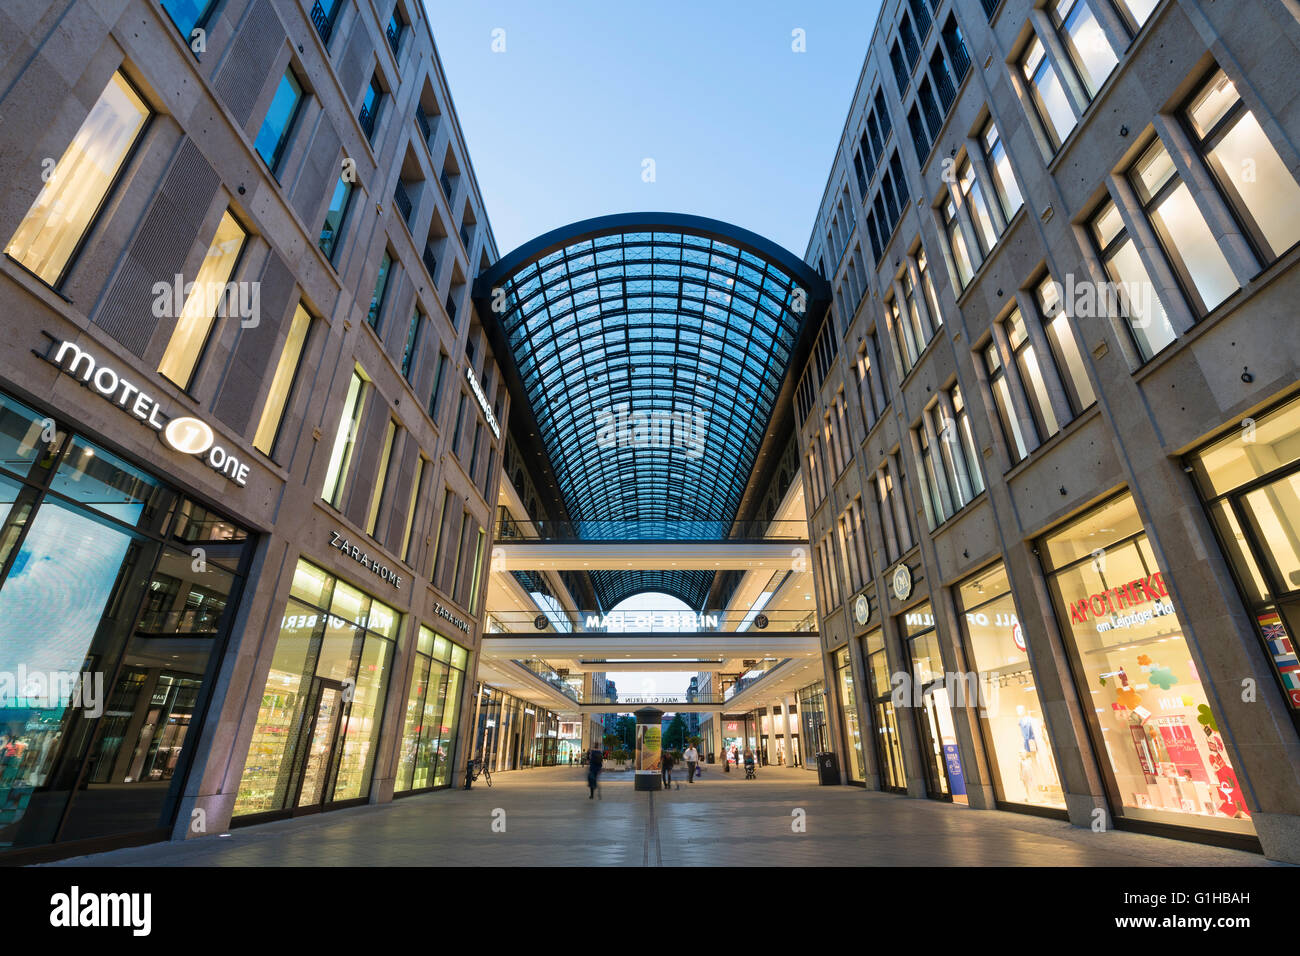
[40,765,1283,866]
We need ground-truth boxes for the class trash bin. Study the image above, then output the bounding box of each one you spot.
[815,752,840,785]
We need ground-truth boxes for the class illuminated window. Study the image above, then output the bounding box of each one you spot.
[5,71,149,286]
[158,210,247,389]
[365,419,398,535]
[322,368,367,507]
[1184,67,1300,263]
[1020,35,1076,150]
[252,302,312,456]
[1050,0,1118,99]
[1088,199,1177,361]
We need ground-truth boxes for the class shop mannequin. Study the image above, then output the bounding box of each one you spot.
[1017,705,1039,754]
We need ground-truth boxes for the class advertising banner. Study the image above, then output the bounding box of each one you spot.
[636,724,662,773]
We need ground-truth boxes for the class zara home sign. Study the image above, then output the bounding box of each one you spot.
[47,338,250,487]
[329,530,403,589]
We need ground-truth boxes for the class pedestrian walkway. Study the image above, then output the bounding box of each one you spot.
[40,765,1281,867]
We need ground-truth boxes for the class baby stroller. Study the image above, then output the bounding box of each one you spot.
[743,755,757,780]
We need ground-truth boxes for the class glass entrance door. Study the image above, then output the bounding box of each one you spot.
[296,680,344,810]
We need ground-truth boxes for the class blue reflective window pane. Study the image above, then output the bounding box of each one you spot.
[254,69,303,172]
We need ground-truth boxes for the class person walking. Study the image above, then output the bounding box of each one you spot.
[684,742,699,783]
[661,748,675,788]
[586,745,603,799]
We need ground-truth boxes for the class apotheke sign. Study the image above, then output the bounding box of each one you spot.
[47,338,249,487]
[465,366,500,439]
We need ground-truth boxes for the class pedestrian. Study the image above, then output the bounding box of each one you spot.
[587,745,603,799]
[661,748,674,788]
[684,741,698,783]
[743,747,756,778]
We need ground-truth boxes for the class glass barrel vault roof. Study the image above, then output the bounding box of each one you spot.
[474,213,828,610]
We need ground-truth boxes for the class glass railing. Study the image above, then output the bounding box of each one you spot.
[725,659,791,700]
[492,518,808,542]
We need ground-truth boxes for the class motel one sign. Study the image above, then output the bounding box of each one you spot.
[47,338,250,487]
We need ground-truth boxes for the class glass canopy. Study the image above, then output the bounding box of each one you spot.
[475,213,828,610]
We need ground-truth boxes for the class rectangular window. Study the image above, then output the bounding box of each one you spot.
[1035,274,1096,413]
[469,421,483,479]
[252,302,312,456]
[430,488,453,582]
[322,368,367,507]
[887,296,918,376]
[400,455,425,564]
[1051,0,1118,99]
[429,351,449,421]
[983,339,1033,463]
[981,119,1023,222]
[956,563,1066,809]
[1129,137,1238,315]
[917,249,943,328]
[1112,0,1158,31]
[916,423,950,529]
[452,393,467,455]
[5,71,150,286]
[1089,199,1177,361]
[958,158,998,254]
[157,209,247,389]
[876,467,900,563]
[161,0,218,36]
[319,174,354,261]
[1007,306,1061,441]
[400,310,422,380]
[942,196,975,287]
[1040,493,1255,837]
[368,249,392,330]
[1020,35,1076,150]
[1184,67,1300,263]
[365,420,398,535]
[253,67,303,173]
[469,528,486,612]
[948,385,985,499]
[888,454,914,552]
[359,75,383,142]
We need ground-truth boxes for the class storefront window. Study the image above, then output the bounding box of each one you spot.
[833,647,865,782]
[863,628,907,791]
[902,602,966,802]
[1040,492,1255,835]
[1188,396,1300,719]
[397,629,468,792]
[797,681,829,763]
[956,563,1066,810]
[0,390,252,852]
[470,683,558,774]
[234,560,399,816]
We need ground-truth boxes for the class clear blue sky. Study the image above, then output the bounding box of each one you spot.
[423,1,883,259]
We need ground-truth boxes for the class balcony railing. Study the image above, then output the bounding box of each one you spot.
[459,224,472,250]
[980,0,1000,19]
[385,19,402,56]
[440,170,453,200]
[310,0,334,44]
[393,181,413,224]
[445,293,457,324]
[422,244,439,281]
[359,104,377,140]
